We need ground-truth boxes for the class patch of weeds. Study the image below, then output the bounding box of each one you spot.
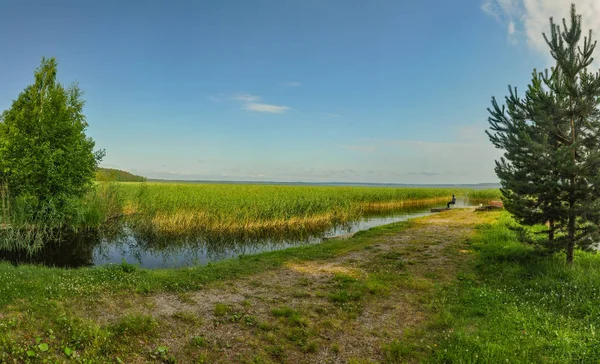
[382,339,412,363]
[321,319,341,330]
[372,251,406,271]
[136,283,152,294]
[172,311,201,325]
[109,314,158,337]
[230,312,257,327]
[287,326,310,346]
[292,290,311,298]
[302,340,319,353]
[55,314,105,350]
[258,321,274,331]
[423,271,441,280]
[177,292,196,305]
[191,335,207,348]
[266,343,286,361]
[297,277,311,287]
[119,259,138,273]
[331,343,340,354]
[329,274,367,312]
[152,345,176,363]
[271,306,297,318]
[365,273,397,297]
[271,306,308,327]
[348,358,377,364]
[196,353,209,363]
[314,305,329,315]
[249,355,268,364]
[399,277,435,291]
[214,303,230,317]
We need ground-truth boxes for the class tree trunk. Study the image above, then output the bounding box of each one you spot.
[567,214,575,264]
[567,99,576,264]
[548,219,555,242]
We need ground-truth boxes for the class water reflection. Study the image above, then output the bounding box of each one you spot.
[0,199,473,269]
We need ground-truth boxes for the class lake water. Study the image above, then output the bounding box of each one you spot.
[0,199,473,269]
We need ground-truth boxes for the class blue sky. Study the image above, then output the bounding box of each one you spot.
[1,0,598,183]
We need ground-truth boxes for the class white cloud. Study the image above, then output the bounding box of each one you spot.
[482,0,600,67]
[231,93,261,102]
[244,103,291,114]
[228,93,292,113]
[508,20,516,35]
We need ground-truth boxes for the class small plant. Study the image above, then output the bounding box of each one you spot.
[191,336,207,347]
[331,343,340,354]
[271,306,308,327]
[303,340,318,353]
[382,339,411,363]
[119,259,138,273]
[266,344,285,360]
[214,303,230,317]
[154,345,176,363]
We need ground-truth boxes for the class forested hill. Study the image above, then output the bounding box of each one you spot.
[96,168,147,182]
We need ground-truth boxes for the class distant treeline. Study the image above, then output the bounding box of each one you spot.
[96,168,147,182]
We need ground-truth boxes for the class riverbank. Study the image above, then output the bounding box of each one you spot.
[2,208,597,362]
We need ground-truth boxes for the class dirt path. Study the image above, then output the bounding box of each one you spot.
[74,209,493,363]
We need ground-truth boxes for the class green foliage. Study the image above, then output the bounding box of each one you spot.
[0,57,103,223]
[96,168,146,182]
[487,4,600,262]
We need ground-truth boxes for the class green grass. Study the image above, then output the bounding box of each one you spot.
[429,211,600,363]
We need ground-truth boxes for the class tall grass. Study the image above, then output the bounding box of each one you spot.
[111,183,485,237]
[465,188,502,202]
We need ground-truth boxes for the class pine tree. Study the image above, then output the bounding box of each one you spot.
[487,4,600,263]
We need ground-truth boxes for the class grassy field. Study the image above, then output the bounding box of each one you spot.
[429,211,600,363]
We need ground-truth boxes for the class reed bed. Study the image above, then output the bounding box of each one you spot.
[102,183,499,237]
[465,188,502,202]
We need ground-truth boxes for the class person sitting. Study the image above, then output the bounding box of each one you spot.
[447,194,456,209]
